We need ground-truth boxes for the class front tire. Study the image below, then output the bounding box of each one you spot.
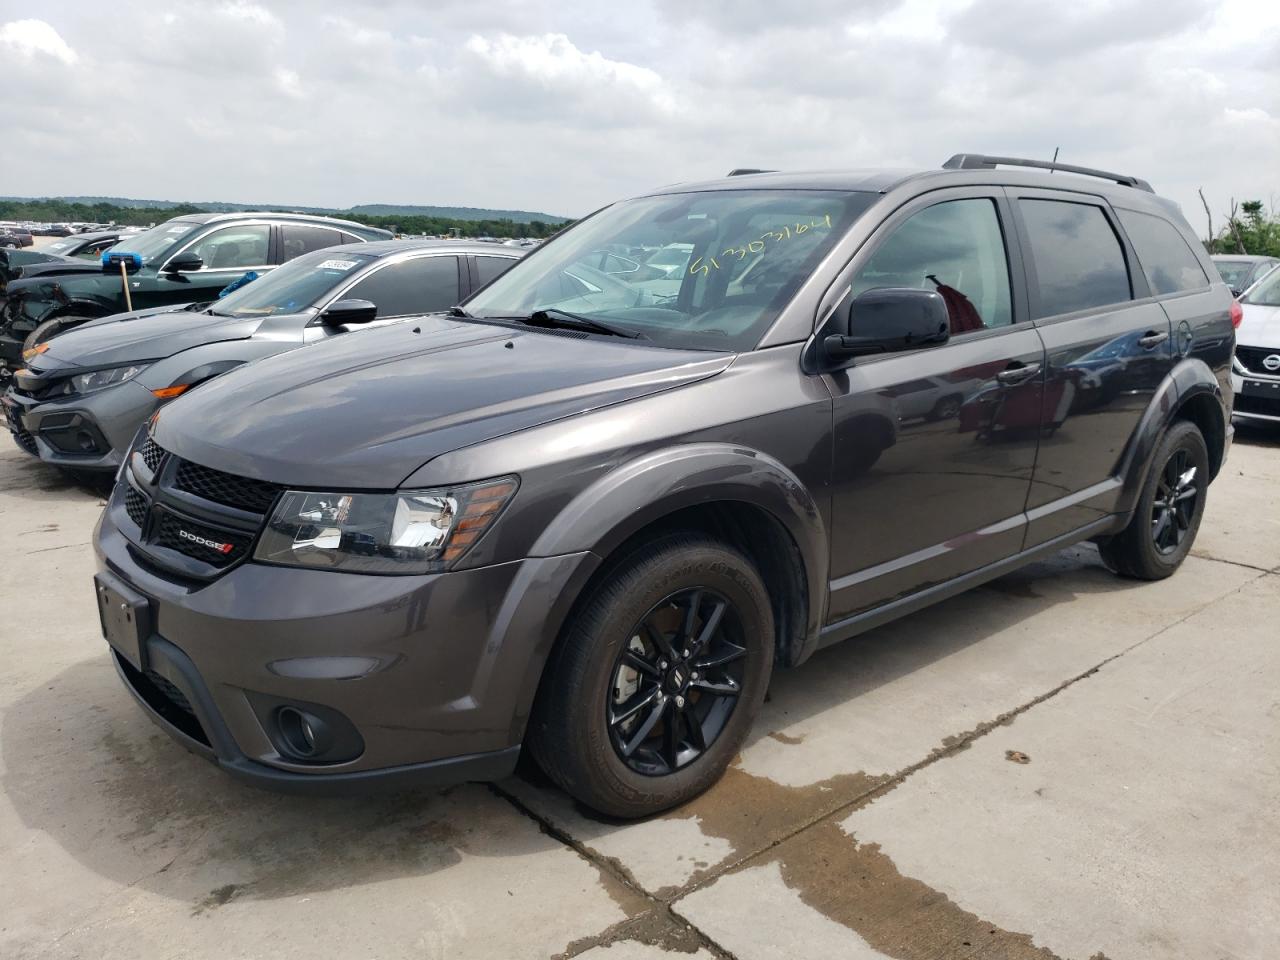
[23,315,92,353]
[529,534,774,818]
[1099,419,1209,580]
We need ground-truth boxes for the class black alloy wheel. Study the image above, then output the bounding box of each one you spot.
[1150,447,1199,555]
[607,588,746,776]
[529,534,773,818]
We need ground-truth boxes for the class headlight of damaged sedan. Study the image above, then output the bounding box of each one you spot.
[254,478,518,574]
[73,364,148,395]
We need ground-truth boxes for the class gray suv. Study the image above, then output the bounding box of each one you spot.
[92,156,1234,817]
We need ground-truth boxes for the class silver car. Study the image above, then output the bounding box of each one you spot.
[4,240,522,475]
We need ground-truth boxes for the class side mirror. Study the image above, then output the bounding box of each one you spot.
[1230,287,1242,300]
[823,287,950,364]
[321,299,378,325]
[164,252,203,274]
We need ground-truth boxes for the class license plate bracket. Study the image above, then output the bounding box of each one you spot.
[95,573,152,671]
[1242,378,1280,399]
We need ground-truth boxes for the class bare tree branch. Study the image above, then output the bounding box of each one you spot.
[1198,187,1214,249]
[1227,197,1247,254]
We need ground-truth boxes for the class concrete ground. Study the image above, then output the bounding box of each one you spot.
[1,426,1277,960]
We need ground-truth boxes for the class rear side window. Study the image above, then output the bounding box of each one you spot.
[345,255,460,316]
[475,256,518,287]
[280,225,346,261]
[1019,200,1130,317]
[1115,209,1209,295]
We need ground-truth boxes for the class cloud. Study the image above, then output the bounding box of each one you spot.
[0,0,1275,224]
[0,18,78,64]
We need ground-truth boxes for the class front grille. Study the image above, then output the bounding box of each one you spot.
[174,459,282,514]
[151,509,253,568]
[139,436,165,472]
[1235,393,1280,417]
[1236,347,1280,376]
[124,486,148,527]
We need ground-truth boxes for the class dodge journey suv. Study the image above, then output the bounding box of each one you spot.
[93,155,1234,818]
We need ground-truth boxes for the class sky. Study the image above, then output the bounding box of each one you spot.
[1,0,1276,230]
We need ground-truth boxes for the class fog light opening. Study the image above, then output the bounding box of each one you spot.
[76,430,96,452]
[276,706,331,759]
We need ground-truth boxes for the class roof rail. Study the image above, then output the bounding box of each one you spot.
[726,168,775,177]
[941,154,1153,193]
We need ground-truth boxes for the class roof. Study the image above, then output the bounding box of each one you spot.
[1211,254,1276,263]
[170,211,389,231]
[645,160,1175,209]
[323,238,529,257]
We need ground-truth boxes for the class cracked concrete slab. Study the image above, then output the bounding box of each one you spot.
[504,548,1255,893]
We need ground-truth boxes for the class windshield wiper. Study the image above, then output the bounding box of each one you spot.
[517,308,644,339]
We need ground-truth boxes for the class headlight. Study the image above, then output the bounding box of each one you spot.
[253,477,518,574]
[73,364,148,395]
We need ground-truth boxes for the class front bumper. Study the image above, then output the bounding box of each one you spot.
[3,380,157,471]
[1230,369,1280,423]
[94,491,597,793]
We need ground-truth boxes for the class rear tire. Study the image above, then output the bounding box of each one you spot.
[23,315,91,353]
[529,534,774,819]
[1099,419,1209,580]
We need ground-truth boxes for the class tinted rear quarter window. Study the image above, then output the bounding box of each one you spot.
[1019,199,1131,317]
[346,255,460,316]
[1115,209,1209,295]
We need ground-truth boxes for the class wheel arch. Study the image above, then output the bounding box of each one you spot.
[528,443,827,665]
[1114,357,1228,518]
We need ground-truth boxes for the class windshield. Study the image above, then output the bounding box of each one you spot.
[1241,264,1280,306]
[1215,260,1258,288]
[211,249,376,317]
[465,189,876,350]
[107,220,202,264]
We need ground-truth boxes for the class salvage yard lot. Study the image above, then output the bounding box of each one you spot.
[1,429,1277,960]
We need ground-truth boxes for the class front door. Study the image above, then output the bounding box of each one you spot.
[147,224,275,308]
[825,191,1046,622]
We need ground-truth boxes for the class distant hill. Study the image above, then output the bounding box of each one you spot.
[0,196,569,225]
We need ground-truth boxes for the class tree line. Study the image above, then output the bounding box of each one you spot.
[1198,195,1279,257]
[0,199,569,239]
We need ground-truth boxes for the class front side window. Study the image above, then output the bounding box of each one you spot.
[211,249,376,317]
[186,225,271,270]
[851,198,1013,333]
[465,190,878,351]
[475,255,519,287]
[1115,209,1209,296]
[1020,199,1131,317]
[345,255,461,316]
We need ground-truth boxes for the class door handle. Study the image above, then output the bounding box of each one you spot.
[996,362,1042,386]
[1138,330,1169,349]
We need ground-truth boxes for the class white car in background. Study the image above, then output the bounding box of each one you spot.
[1231,263,1280,424]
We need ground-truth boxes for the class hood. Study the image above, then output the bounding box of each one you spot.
[38,305,262,370]
[153,314,733,488]
[1237,303,1280,348]
[13,257,103,281]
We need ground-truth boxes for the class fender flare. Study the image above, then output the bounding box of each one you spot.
[529,442,829,665]
[1114,357,1227,518]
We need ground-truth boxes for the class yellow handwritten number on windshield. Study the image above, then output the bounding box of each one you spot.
[691,214,833,275]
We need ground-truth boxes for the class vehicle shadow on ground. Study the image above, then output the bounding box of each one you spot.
[0,449,111,498]
[1,544,1136,909]
[1232,420,1280,448]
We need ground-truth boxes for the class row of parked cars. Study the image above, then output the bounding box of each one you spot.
[0,155,1265,818]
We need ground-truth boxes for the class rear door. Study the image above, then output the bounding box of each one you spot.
[1008,189,1173,547]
